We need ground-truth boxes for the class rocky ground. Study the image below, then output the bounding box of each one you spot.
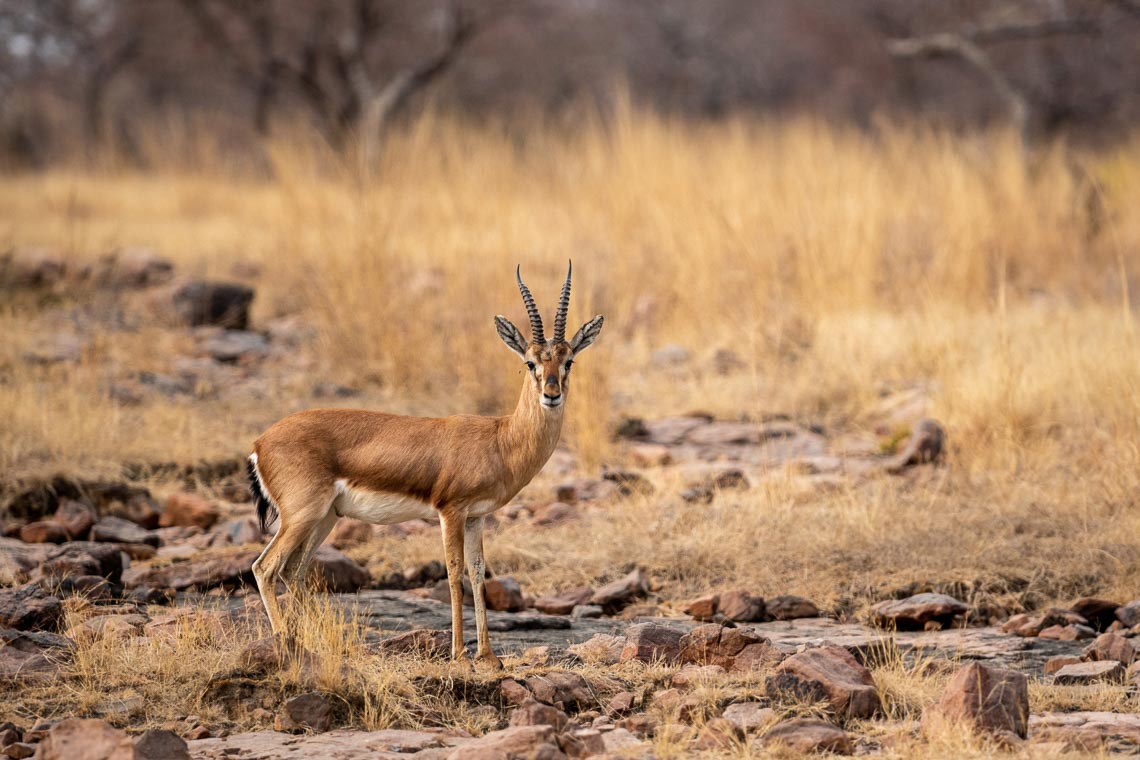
[3,248,1140,757]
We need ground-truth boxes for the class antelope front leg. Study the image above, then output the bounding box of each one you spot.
[439,510,472,669]
[464,515,502,669]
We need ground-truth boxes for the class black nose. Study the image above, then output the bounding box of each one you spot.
[544,377,560,399]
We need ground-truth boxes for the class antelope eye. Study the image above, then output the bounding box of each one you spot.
[564,360,573,370]
[526,361,536,371]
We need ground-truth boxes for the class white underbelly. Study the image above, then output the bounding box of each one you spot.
[333,481,437,524]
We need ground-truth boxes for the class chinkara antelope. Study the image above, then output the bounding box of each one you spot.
[247,263,603,668]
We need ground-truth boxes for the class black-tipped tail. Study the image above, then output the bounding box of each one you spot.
[247,457,277,533]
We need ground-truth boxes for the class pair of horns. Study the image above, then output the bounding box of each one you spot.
[516,261,572,344]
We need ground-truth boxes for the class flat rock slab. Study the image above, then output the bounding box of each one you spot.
[191,728,469,759]
[1031,712,1140,749]
[752,618,1085,674]
[196,595,1079,673]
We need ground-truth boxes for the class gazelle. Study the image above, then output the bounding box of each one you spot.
[247,263,603,668]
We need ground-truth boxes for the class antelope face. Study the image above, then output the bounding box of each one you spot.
[525,342,574,409]
[494,262,605,412]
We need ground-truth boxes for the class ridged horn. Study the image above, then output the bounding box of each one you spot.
[516,265,545,344]
[553,260,572,343]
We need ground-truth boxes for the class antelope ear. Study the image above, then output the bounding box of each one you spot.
[495,316,528,360]
[569,315,604,355]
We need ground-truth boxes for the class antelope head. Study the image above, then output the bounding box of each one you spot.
[495,262,604,410]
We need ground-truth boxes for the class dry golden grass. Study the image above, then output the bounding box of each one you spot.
[2,110,1139,606]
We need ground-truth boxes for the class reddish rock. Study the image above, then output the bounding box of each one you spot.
[1083,632,1135,665]
[1116,600,1140,628]
[531,502,576,526]
[769,645,880,719]
[682,594,719,621]
[376,629,450,659]
[509,700,569,731]
[927,662,1029,738]
[870,593,967,630]
[0,584,62,631]
[1001,609,1087,637]
[484,576,525,612]
[695,718,742,751]
[766,595,820,620]
[679,623,783,672]
[133,729,189,760]
[0,628,74,682]
[122,548,258,591]
[722,702,777,733]
[326,519,372,549]
[1070,597,1122,631]
[567,633,625,664]
[1039,624,1095,641]
[33,718,134,760]
[619,622,684,664]
[1044,655,1082,675]
[91,516,159,547]
[38,542,123,585]
[448,725,564,760]
[308,546,369,592]
[275,692,333,733]
[605,691,635,716]
[17,522,68,544]
[525,672,593,711]
[559,728,605,758]
[763,718,852,754]
[589,568,649,614]
[1053,661,1126,685]
[533,586,594,616]
[167,279,254,329]
[718,590,766,622]
[160,493,219,530]
[499,678,532,706]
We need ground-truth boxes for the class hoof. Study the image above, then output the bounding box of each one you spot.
[476,651,503,670]
[450,653,475,672]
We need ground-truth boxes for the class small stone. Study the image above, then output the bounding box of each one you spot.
[1038,624,1095,641]
[926,662,1029,738]
[567,633,625,664]
[484,576,525,612]
[160,493,219,530]
[620,622,684,664]
[508,700,569,731]
[524,671,592,711]
[308,546,369,592]
[498,678,532,706]
[1070,597,1122,631]
[275,692,332,733]
[769,645,880,719]
[694,718,742,751]
[0,584,62,631]
[91,516,158,547]
[605,691,635,716]
[1044,655,1082,676]
[722,702,777,733]
[766,595,820,620]
[1083,632,1135,665]
[1116,600,1140,628]
[571,605,603,619]
[133,729,189,760]
[17,522,68,544]
[326,519,373,549]
[1001,608,1087,637]
[763,718,852,754]
[377,629,450,659]
[449,725,561,759]
[590,568,649,613]
[4,742,35,759]
[870,593,967,630]
[53,499,96,540]
[682,594,719,621]
[168,280,254,329]
[718,590,766,622]
[32,719,132,760]
[1053,661,1126,685]
[533,586,594,615]
[184,725,212,740]
[679,623,783,672]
